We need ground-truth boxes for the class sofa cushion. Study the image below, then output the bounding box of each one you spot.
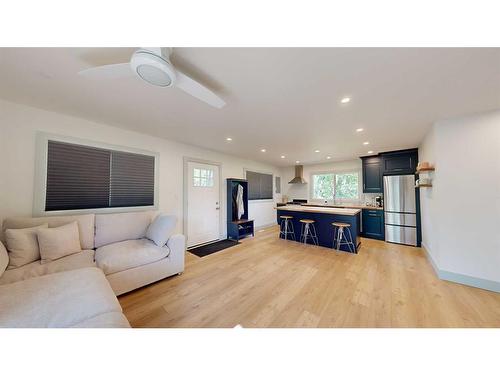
[5,224,48,269]
[0,241,8,277]
[70,311,130,328]
[0,267,124,328]
[0,250,95,286]
[146,214,177,247]
[94,211,157,248]
[95,238,170,275]
[2,214,95,250]
[37,222,82,264]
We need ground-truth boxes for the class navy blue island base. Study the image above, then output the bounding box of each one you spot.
[277,207,361,253]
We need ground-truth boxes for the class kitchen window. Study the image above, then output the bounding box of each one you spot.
[311,171,360,201]
[312,173,335,200]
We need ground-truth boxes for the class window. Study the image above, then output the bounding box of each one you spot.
[312,173,334,200]
[311,171,360,201]
[275,176,281,194]
[335,172,359,200]
[246,170,273,200]
[44,140,155,211]
[193,168,214,187]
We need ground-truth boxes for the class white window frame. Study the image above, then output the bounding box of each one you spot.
[33,132,160,216]
[310,169,361,203]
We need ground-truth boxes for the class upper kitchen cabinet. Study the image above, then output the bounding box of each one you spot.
[361,155,383,193]
[380,148,418,175]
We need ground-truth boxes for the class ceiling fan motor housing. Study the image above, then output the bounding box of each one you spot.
[130,50,176,87]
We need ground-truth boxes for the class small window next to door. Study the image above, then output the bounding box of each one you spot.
[193,168,214,187]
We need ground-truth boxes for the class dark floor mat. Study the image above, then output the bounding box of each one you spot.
[187,239,240,257]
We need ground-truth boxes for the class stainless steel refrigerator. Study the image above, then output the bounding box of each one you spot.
[383,175,417,246]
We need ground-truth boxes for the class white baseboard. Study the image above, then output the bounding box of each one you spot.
[421,242,500,293]
[255,222,278,231]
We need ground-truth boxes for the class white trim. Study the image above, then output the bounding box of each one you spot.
[422,242,500,293]
[183,157,223,242]
[33,132,160,217]
[255,222,278,231]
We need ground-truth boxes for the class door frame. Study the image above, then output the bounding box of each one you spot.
[183,157,223,248]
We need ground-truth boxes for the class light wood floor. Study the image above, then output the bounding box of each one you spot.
[119,226,500,327]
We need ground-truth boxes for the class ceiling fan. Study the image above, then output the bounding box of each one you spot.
[78,47,226,109]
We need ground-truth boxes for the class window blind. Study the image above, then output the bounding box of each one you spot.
[246,171,273,200]
[45,140,155,211]
[110,150,155,207]
[45,141,111,211]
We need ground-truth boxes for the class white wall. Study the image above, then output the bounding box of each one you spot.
[419,110,500,289]
[418,125,441,266]
[0,99,281,237]
[279,159,380,205]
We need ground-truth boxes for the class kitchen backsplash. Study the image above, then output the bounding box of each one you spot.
[362,193,383,206]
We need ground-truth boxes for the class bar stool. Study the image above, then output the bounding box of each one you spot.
[331,222,356,253]
[300,219,318,245]
[279,215,296,241]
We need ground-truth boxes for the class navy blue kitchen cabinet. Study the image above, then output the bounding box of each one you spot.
[361,209,384,240]
[380,148,418,175]
[361,156,383,193]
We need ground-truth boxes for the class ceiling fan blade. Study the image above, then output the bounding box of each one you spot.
[78,63,132,79]
[175,71,226,109]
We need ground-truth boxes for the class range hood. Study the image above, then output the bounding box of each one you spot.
[289,165,307,184]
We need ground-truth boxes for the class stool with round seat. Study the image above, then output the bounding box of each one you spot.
[299,219,318,245]
[279,215,296,241]
[331,222,356,253]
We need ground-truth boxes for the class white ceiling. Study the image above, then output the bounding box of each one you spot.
[0,48,499,166]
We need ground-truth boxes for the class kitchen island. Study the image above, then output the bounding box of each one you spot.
[276,205,361,252]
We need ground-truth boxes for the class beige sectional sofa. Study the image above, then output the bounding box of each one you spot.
[0,210,185,328]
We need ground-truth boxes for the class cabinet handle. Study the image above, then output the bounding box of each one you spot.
[368,214,377,216]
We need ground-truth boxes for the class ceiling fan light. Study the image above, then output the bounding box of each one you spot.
[130,50,176,87]
[136,64,172,87]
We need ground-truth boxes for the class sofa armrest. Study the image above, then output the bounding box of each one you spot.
[166,234,186,273]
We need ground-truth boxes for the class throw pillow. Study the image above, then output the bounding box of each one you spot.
[5,224,48,269]
[37,222,82,263]
[145,214,177,247]
[0,241,9,277]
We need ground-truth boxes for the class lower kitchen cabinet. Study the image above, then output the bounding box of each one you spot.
[361,209,385,240]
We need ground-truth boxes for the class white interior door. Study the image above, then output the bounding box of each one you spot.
[187,161,221,247]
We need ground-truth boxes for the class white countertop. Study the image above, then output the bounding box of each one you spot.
[301,203,383,211]
[276,205,361,216]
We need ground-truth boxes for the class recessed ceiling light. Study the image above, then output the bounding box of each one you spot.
[280,155,285,159]
[367,150,374,154]
[340,97,351,104]
[356,128,364,132]
[261,149,266,153]
[226,137,232,141]
[295,160,300,164]
[363,141,370,145]
[314,150,320,153]
[326,156,332,159]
